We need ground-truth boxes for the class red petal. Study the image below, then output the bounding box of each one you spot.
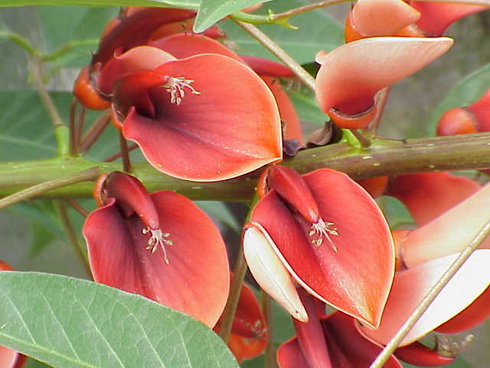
[292,290,332,368]
[277,337,310,368]
[96,171,160,229]
[93,8,195,66]
[358,250,490,346]
[252,169,394,327]
[322,313,402,368]
[261,76,303,144]
[350,0,420,37]
[387,172,481,226]
[0,347,26,368]
[410,2,485,36]
[266,166,320,224]
[437,107,480,136]
[241,55,295,78]
[149,33,243,62]
[97,46,175,95]
[121,54,282,181]
[83,192,229,328]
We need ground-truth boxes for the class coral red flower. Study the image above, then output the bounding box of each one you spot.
[358,250,490,346]
[82,172,230,328]
[109,51,282,181]
[315,37,453,129]
[215,278,267,363]
[277,290,402,368]
[437,88,490,136]
[243,166,394,327]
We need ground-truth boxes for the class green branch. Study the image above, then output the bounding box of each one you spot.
[0,133,489,201]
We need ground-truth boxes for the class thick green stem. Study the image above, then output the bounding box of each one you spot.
[0,133,490,201]
[370,218,490,368]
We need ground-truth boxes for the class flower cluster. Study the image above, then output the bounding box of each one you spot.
[74,3,490,367]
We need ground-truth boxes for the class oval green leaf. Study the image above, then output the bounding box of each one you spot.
[0,272,238,368]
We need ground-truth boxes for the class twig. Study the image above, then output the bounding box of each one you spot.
[218,243,248,342]
[29,56,63,128]
[64,199,90,217]
[103,143,138,162]
[119,132,133,173]
[370,218,490,367]
[233,20,316,92]
[81,112,111,152]
[53,200,92,278]
[0,167,101,209]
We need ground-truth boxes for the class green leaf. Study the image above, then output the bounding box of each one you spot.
[0,0,200,8]
[0,90,121,161]
[0,90,58,160]
[196,201,241,232]
[194,0,265,33]
[219,0,343,64]
[426,63,490,135]
[38,6,118,68]
[0,272,238,368]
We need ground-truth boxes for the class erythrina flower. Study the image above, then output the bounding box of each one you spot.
[277,289,404,368]
[315,37,453,129]
[0,261,27,368]
[82,172,230,328]
[345,0,486,42]
[214,277,267,363]
[345,0,421,42]
[109,50,282,181]
[358,250,490,346]
[358,182,490,346]
[243,166,394,328]
[437,88,490,136]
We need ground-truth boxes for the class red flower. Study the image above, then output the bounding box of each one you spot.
[243,166,394,327]
[315,37,453,129]
[82,172,230,327]
[437,88,490,136]
[215,278,267,363]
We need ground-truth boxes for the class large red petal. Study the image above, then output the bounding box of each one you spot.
[83,192,229,328]
[358,250,490,346]
[277,337,310,368]
[252,169,394,327]
[122,54,282,181]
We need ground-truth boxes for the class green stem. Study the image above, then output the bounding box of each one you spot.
[53,200,92,278]
[0,30,39,57]
[233,20,316,91]
[261,291,277,368]
[1,133,490,200]
[218,242,248,342]
[30,56,64,128]
[370,218,490,368]
[0,167,101,209]
[231,0,350,26]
